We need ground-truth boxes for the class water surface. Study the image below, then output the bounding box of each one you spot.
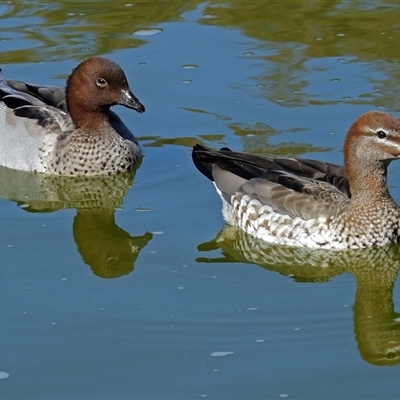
[2,1,400,399]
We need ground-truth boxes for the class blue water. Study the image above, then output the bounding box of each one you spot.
[2,2,400,399]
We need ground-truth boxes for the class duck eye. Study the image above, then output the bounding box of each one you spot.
[375,130,387,139]
[96,78,107,88]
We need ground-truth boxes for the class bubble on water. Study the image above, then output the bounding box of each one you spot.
[135,207,151,212]
[0,372,9,380]
[182,64,197,69]
[133,28,163,37]
[210,351,234,357]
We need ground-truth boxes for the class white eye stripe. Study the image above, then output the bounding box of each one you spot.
[367,127,388,133]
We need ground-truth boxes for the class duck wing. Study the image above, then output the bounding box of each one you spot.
[192,144,350,221]
[6,79,67,110]
[0,70,72,134]
[0,69,75,171]
[192,144,350,197]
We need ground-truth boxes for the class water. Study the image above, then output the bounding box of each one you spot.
[2,1,400,399]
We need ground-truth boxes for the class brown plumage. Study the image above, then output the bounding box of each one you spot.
[0,57,144,176]
[192,110,400,248]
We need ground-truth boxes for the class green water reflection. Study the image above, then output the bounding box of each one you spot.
[3,0,400,63]
[201,1,400,59]
[0,166,152,278]
[200,1,400,109]
[141,127,332,156]
[0,0,201,62]
[197,225,400,367]
[2,0,400,110]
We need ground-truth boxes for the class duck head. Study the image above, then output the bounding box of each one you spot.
[65,57,145,129]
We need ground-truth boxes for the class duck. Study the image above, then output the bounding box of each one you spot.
[192,110,400,249]
[0,56,145,176]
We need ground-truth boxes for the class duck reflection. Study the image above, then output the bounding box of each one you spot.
[0,166,152,278]
[197,225,400,366]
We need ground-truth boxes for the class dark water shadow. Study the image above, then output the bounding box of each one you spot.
[196,224,400,366]
[0,166,152,279]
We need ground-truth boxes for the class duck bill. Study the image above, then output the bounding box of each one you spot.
[119,89,145,113]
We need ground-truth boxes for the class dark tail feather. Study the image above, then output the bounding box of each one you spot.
[192,144,217,181]
[192,144,269,182]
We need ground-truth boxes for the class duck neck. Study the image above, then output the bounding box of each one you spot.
[76,110,110,132]
[66,90,111,132]
[345,157,392,203]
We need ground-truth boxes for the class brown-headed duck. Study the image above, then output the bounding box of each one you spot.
[192,111,400,248]
[0,56,145,176]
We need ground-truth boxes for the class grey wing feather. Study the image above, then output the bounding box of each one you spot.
[192,144,350,197]
[241,172,349,220]
[212,163,348,221]
[212,164,247,203]
[1,73,72,133]
[6,79,67,110]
